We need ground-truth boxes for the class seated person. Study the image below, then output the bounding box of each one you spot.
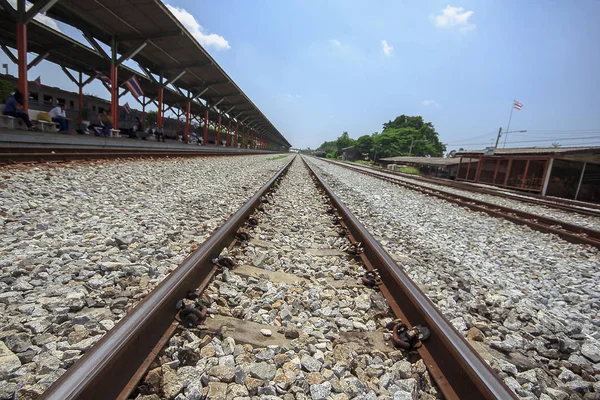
[49,103,69,132]
[99,110,113,137]
[2,90,33,129]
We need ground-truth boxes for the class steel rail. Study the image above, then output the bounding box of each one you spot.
[40,156,295,400]
[0,147,278,165]
[340,161,600,215]
[302,156,516,400]
[326,159,600,248]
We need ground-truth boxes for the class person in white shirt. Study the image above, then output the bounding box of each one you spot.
[49,103,69,132]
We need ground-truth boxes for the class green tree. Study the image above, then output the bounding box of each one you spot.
[336,131,354,152]
[146,110,158,127]
[316,139,337,154]
[380,115,446,157]
[0,80,14,102]
[354,135,374,157]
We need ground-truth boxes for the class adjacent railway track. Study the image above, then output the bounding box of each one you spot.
[326,159,600,248]
[339,160,600,216]
[40,155,515,399]
[0,146,270,165]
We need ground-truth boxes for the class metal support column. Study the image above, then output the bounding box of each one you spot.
[16,15,28,112]
[110,37,118,129]
[235,123,239,147]
[574,162,587,200]
[227,120,231,147]
[203,109,209,145]
[520,160,531,189]
[78,72,83,124]
[541,158,554,196]
[157,74,164,129]
[217,114,222,146]
[184,101,190,144]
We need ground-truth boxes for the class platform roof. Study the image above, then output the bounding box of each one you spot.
[1,0,291,147]
[457,146,600,157]
[379,156,462,166]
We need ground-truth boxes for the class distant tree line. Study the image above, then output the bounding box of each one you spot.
[316,115,446,160]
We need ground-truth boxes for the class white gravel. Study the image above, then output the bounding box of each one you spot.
[135,157,438,400]
[307,156,600,400]
[338,161,600,231]
[0,154,290,398]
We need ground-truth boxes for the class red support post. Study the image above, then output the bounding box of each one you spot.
[227,120,231,147]
[203,109,208,145]
[16,22,28,113]
[217,114,222,146]
[157,87,164,129]
[235,123,239,148]
[184,101,190,143]
[141,101,146,128]
[78,72,83,125]
[110,65,118,129]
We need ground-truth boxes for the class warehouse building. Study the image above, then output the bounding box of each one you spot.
[455,147,600,203]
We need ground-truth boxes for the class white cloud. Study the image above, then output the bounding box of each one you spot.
[166,4,230,51]
[381,40,393,56]
[329,39,341,46]
[422,100,440,107]
[433,6,475,31]
[6,0,61,32]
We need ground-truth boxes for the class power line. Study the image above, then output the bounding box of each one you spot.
[446,136,600,146]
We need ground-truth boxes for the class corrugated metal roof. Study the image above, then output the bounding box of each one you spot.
[13,0,291,147]
[379,156,462,166]
[456,146,600,157]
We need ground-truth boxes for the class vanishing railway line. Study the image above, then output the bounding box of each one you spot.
[37,156,514,399]
[326,159,600,248]
[336,161,600,217]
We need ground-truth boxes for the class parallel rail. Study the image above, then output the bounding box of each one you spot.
[339,161,600,215]
[326,159,600,248]
[41,155,515,400]
[0,146,272,165]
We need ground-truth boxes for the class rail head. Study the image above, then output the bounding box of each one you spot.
[302,156,516,400]
[40,156,295,400]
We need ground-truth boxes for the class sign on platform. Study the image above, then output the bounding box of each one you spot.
[485,147,495,155]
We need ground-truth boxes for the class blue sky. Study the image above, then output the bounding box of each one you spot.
[2,0,600,151]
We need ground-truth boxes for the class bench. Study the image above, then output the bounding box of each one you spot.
[0,114,15,129]
[28,109,59,133]
[110,129,121,138]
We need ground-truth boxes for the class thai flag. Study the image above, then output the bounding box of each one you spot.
[125,75,144,99]
[123,102,132,114]
[94,70,111,85]
[513,100,523,110]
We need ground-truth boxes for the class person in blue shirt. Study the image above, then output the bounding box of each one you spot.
[2,90,32,129]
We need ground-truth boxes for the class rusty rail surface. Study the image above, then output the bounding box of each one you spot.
[340,160,600,215]
[326,159,600,248]
[302,156,516,400]
[40,156,295,400]
[0,146,276,165]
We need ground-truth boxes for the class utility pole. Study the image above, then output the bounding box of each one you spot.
[409,137,414,156]
[494,127,502,148]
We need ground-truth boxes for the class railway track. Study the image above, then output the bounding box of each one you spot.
[339,161,600,216]
[40,155,514,399]
[0,146,268,165]
[326,159,600,248]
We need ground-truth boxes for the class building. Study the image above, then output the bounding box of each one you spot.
[379,156,464,178]
[455,147,600,203]
[1,73,191,138]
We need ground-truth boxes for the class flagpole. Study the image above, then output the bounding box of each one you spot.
[503,99,515,148]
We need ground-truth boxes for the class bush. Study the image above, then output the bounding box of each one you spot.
[398,166,420,175]
[0,80,15,103]
[326,151,338,159]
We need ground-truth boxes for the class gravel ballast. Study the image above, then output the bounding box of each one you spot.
[135,158,439,400]
[308,156,600,400]
[340,162,600,231]
[0,155,290,398]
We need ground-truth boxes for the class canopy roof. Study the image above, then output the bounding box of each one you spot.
[1,0,291,147]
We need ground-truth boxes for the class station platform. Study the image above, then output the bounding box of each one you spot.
[0,128,269,154]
